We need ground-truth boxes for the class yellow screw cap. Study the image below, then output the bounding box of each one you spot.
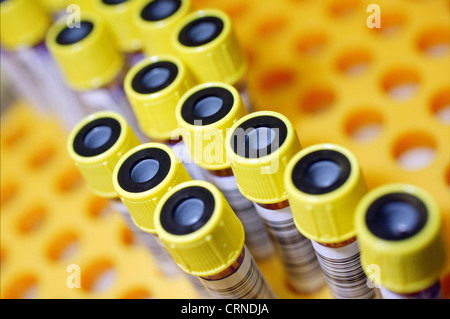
[112,143,192,234]
[67,111,140,198]
[38,0,68,14]
[225,111,302,204]
[176,82,248,171]
[93,0,142,53]
[284,143,367,244]
[134,0,191,56]
[77,0,96,13]
[355,183,447,294]
[172,9,248,85]
[0,0,51,50]
[154,180,245,277]
[124,55,196,141]
[46,12,124,91]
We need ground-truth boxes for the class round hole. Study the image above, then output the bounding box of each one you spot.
[193,96,224,118]
[81,259,116,293]
[46,231,79,261]
[417,27,450,57]
[1,182,18,208]
[336,49,371,76]
[173,198,205,228]
[295,33,327,56]
[300,87,336,114]
[382,68,420,101]
[57,167,83,193]
[83,125,113,150]
[120,287,152,299]
[372,12,405,36]
[87,196,112,219]
[257,17,286,37]
[130,158,160,184]
[329,0,360,18]
[28,146,55,170]
[393,132,436,171]
[4,274,39,299]
[445,164,450,189]
[120,224,135,246]
[2,124,27,149]
[259,69,296,92]
[431,88,450,124]
[17,205,46,234]
[345,109,383,142]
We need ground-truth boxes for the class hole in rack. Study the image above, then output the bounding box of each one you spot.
[431,88,450,124]
[393,132,436,171]
[345,109,383,142]
[1,182,18,208]
[382,68,420,101]
[56,167,83,193]
[300,87,336,114]
[257,17,286,38]
[28,146,56,170]
[372,12,405,36]
[224,3,248,20]
[87,196,112,219]
[259,69,296,92]
[329,0,360,18]
[336,49,371,76]
[81,259,116,293]
[417,27,450,57]
[446,164,450,189]
[120,224,135,246]
[120,287,153,299]
[17,204,46,234]
[295,33,327,56]
[46,231,79,262]
[2,124,27,149]
[4,274,39,299]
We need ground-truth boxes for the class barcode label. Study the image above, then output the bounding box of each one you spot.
[206,173,274,261]
[254,204,325,293]
[311,240,376,299]
[200,246,277,299]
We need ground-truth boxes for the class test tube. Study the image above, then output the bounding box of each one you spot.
[46,11,143,139]
[225,111,325,294]
[0,0,86,129]
[171,9,253,111]
[92,0,145,66]
[38,0,69,19]
[284,143,376,299]
[111,142,212,296]
[355,183,447,299]
[123,55,205,181]
[133,0,191,56]
[175,82,274,261]
[67,111,172,275]
[154,180,277,299]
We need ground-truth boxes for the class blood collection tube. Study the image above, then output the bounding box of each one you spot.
[67,111,173,275]
[133,0,191,56]
[111,142,212,296]
[38,0,69,19]
[175,82,274,261]
[93,0,145,66]
[46,11,144,139]
[171,9,253,111]
[123,55,205,181]
[284,143,376,299]
[225,111,325,294]
[154,180,277,299]
[355,183,447,299]
[0,0,85,129]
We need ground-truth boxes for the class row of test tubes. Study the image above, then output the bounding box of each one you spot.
[1,0,447,300]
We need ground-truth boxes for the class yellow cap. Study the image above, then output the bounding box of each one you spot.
[93,0,142,52]
[355,183,447,294]
[225,111,302,204]
[154,180,245,277]
[134,0,191,56]
[46,12,124,91]
[112,143,192,234]
[0,0,51,50]
[77,0,96,13]
[124,55,196,141]
[67,111,140,198]
[172,9,248,85]
[176,82,248,171]
[284,143,367,244]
